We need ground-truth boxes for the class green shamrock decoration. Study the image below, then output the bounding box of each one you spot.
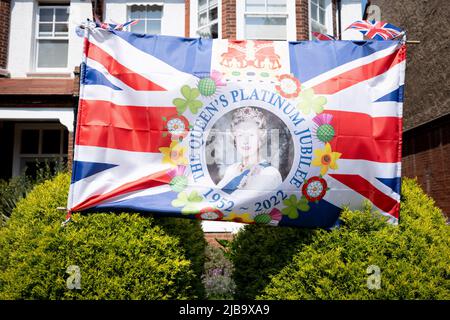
[296,88,327,115]
[281,195,310,219]
[171,190,203,214]
[173,85,203,115]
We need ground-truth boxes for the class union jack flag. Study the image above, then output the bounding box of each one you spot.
[312,32,336,41]
[346,20,404,40]
[68,27,406,228]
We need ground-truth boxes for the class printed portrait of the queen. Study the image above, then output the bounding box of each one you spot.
[216,107,282,195]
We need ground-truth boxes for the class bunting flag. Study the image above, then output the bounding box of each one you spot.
[68,27,406,228]
[312,32,336,41]
[346,20,404,40]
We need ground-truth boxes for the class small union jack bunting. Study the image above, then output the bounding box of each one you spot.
[346,20,403,40]
[312,32,336,41]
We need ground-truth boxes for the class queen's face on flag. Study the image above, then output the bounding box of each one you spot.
[216,107,282,196]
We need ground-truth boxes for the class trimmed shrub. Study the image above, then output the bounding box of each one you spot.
[202,245,236,300]
[0,159,66,223]
[0,173,203,299]
[259,178,450,299]
[154,217,207,298]
[229,225,315,299]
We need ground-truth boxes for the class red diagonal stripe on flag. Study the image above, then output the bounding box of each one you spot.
[76,99,177,153]
[329,174,399,218]
[70,168,173,213]
[312,46,406,95]
[327,110,401,163]
[86,41,166,91]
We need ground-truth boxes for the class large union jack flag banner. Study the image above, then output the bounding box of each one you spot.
[68,27,406,228]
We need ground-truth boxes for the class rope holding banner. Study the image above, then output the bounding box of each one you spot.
[57,207,72,227]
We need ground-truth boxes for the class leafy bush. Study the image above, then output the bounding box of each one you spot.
[0,173,203,299]
[0,159,66,223]
[202,245,236,300]
[259,178,450,299]
[229,225,315,299]
[153,217,207,298]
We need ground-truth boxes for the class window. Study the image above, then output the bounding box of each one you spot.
[197,0,219,38]
[129,5,163,34]
[310,0,327,34]
[36,5,69,69]
[244,0,287,40]
[13,124,68,177]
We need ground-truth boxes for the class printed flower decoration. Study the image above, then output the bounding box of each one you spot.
[302,176,328,203]
[167,165,188,192]
[159,140,188,166]
[296,88,327,115]
[281,195,310,219]
[171,191,203,214]
[312,113,335,143]
[173,85,203,115]
[275,74,301,99]
[211,69,226,86]
[254,208,283,224]
[223,212,254,224]
[198,77,217,97]
[195,207,224,221]
[163,114,190,140]
[312,143,342,176]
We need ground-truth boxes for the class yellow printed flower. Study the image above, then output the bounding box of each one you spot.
[159,141,188,166]
[312,143,342,176]
[223,212,254,224]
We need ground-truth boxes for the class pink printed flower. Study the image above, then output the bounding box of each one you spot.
[269,208,283,221]
[275,74,301,99]
[210,69,226,86]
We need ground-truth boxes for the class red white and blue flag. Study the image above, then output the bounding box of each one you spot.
[68,28,406,228]
[346,20,403,40]
[312,32,336,41]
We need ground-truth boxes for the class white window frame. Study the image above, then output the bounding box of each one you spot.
[236,0,296,41]
[309,0,334,39]
[13,123,68,177]
[127,3,164,35]
[196,0,220,38]
[34,5,70,72]
[190,1,222,38]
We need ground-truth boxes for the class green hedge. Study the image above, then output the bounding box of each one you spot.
[0,173,205,299]
[258,178,450,299]
[229,224,315,299]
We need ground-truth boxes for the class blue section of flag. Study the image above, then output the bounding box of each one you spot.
[92,191,181,215]
[72,160,118,183]
[279,199,342,229]
[82,63,122,90]
[377,177,401,194]
[112,31,213,78]
[289,41,399,83]
[375,85,404,102]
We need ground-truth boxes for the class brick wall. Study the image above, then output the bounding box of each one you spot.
[402,114,450,217]
[296,0,309,40]
[0,0,11,72]
[221,0,236,39]
[185,0,190,37]
[204,232,234,247]
[368,0,450,130]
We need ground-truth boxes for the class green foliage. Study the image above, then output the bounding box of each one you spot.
[202,245,235,300]
[229,225,315,299]
[259,178,450,300]
[0,173,202,299]
[153,217,207,298]
[0,159,66,222]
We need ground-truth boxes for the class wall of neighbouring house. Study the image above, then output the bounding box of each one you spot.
[7,0,91,78]
[367,0,450,217]
[104,0,185,37]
